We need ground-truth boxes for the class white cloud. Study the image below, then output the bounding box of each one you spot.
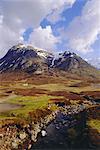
[0,15,3,25]
[29,26,59,51]
[46,0,75,23]
[0,0,75,58]
[88,57,100,69]
[0,24,24,57]
[1,0,75,29]
[62,0,100,53]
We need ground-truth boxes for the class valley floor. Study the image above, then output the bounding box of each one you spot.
[0,74,100,149]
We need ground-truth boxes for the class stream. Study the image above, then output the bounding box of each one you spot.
[31,108,94,150]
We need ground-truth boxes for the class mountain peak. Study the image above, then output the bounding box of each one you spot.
[0,44,53,73]
[10,43,53,58]
[11,43,27,50]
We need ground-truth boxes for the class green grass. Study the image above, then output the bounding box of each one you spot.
[7,95,51,117]
[0,95,63,119]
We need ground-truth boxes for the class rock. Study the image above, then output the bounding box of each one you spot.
[12,141,18,149]
[31,135,37,142]
[31,130,37,142]
[28,144,32,149]
[19,132,27,140]
[41,130,47,137]
[0,134,3,138]
[7,127,9,132]
[56,126,60,130]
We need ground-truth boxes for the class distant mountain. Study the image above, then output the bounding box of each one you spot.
[0,44,99,78]
[53,51,100,78]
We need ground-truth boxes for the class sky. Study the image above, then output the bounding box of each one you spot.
[0,0,100,68]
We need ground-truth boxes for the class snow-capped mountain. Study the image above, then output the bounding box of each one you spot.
[0,44,99,78]
[0,44,53,73]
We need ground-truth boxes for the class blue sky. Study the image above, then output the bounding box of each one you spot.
[43,0,87,30]
[0,0,100,68]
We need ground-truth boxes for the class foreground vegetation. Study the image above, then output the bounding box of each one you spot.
[0,75,100,150]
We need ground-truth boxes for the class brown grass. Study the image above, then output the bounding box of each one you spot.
[80,91,100,99]
[13,87,48,96]
[48,91,85,100]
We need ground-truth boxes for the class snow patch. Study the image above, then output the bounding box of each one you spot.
[37,51,47,58]
[9,64,13,67]
[70,54,74,58]
[50,57,55,67]
[0,61,5,66]
[17,44,27,48]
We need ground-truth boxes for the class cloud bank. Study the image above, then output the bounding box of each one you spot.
[0,0,75,57]
[62,0,100,53]
[29,26,60,51]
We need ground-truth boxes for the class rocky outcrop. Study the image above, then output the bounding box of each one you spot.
[0,111,57,150]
